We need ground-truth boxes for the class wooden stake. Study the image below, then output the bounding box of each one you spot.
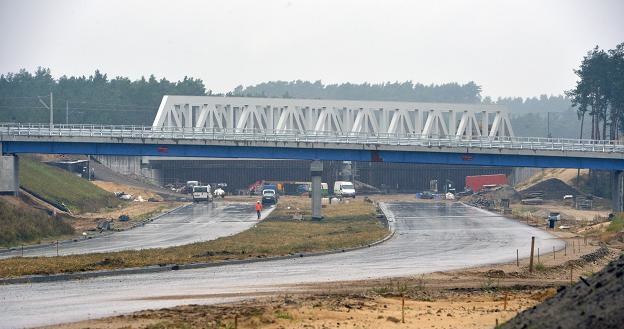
[56,240,59,256]
[234,315,238,329]
[564,242,567,256]
[401,294,405,324]
[516,249,519,267]
[553,246,555,260]
[503,292,508,310]
[578,239,581,253]
[529,237,535,273]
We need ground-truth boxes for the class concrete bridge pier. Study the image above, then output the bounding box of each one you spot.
[613,170,624,213]
[0,147,19,196]
[311,160,323,220]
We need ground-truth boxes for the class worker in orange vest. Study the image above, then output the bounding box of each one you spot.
[255,201,263,220]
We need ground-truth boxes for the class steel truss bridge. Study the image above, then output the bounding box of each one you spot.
[0,96,623,167]
[1,96,624,210]
[153,96,516,139]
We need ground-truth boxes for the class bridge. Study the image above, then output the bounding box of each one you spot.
[1,96,623,210]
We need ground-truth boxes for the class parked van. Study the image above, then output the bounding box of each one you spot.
[307,182,329,197]
[192,185,213,202]
[334,181,356,198]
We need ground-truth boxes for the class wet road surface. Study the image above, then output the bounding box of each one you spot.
[0,202,563,328]
[0,202,267,258]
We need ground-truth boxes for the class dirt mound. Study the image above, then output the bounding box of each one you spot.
[519,178,583,200]
[463,185,520,205]
[501,253,624,329]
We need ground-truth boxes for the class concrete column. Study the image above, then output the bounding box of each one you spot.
[0,153,19,196]
[612,170,623,213]
[311,160,323,220]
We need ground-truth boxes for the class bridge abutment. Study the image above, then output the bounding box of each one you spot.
[613,170,624,213]
[0,152,19,196]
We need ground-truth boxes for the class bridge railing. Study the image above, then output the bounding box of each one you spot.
[1,123,623,154]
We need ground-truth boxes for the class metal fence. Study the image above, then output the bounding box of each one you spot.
[1,123,624,154]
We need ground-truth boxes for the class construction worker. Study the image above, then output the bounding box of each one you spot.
[255,201,263,220]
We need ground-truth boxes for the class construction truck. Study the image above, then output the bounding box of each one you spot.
[192,185,213,202]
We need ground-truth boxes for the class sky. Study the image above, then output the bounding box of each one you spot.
[0,0,622,98]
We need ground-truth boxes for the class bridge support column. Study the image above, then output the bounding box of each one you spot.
[310,160,323,220]
[0,153,19,196]
[613,170,624,213]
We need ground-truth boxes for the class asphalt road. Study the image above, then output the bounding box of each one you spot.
[0,202,563,328]
[0,202,268,258]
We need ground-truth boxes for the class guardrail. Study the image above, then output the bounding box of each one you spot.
[1,123,624,154]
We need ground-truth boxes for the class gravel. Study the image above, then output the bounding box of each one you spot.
[501,253,624,329]
[519,178,584,200]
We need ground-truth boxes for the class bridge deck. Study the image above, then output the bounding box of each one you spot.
[1,123,623,170]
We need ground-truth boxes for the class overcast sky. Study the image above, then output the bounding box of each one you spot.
[0,0,622,98]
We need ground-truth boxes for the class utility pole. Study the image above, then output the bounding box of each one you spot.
[50,92,53,127]
[38,92,54,127]
[547,112,551,138]
[66,100,69,125]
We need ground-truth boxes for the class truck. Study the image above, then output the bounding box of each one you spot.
[306,182,329,197]
[333,181,356,198]
[261,188,278,205]
[185,180,200,194]
[192,185,213,202]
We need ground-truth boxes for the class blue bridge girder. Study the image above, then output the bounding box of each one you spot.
[1,123,623,170]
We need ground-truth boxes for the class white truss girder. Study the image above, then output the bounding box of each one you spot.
[153,96,514,138]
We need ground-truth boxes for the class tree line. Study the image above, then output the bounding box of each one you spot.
[0,67,603,139]
[567,43,624,140]
[0,68,207,125]
[230,80,483,103]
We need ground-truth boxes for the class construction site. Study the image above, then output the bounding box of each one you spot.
[1,152,623,329]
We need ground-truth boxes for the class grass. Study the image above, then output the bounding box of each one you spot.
[534,262,547,272]
[607,214,624,233]
[19,157,120,213]
[0,199,74,247]
[0,198,388,278]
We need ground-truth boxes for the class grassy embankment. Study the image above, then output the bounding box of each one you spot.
[0,157,120,247]
[0,198,388,278]
[19,157,120,213]
[0,199,74,248]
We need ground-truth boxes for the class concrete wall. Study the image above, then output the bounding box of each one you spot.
[92,155,161,185]
[0,155,19,195]
[509,167,542,186]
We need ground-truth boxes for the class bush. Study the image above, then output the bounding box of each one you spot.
[607,214,624,233]
[0,200,74,247]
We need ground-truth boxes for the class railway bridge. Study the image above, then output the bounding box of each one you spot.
[1,96,623,210]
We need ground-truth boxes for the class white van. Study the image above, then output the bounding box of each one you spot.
[334,181,356,198]
[192,185,213,202]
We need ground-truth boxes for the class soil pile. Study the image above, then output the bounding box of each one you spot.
[501,253,624,329]
[519,178,583,200]
[463,185,521,204]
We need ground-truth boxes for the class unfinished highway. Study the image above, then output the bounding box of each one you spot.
[0,202,563,329]
[0,202,268,259]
